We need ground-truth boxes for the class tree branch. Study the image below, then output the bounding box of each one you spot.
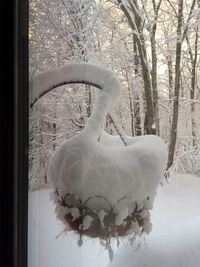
[182,0,196,42]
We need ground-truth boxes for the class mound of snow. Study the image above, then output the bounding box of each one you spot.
[48,132,167,241]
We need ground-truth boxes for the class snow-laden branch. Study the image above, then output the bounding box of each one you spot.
[30,63,120,106]
[30,63,122,139]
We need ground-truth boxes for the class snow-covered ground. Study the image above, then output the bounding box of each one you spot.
[28,174,200,267]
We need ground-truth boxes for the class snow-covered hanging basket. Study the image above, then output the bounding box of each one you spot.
[30,63,168,244]
[51,189,152,240]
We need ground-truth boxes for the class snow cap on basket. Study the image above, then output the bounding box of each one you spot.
[30,63,168,242]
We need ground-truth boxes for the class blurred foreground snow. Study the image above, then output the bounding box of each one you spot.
[28,174,200,267]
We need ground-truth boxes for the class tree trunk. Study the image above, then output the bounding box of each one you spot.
[134,95,142,136]
[151,25,160,135]
[150,0,163,135]
[137,43,155,134]
[133,36,141,135]
[86,84,92,118]
[133,36,139,75]
[190,31,198,147]
[167,0,183,170]
[118,0,155,134]
[167,56,173,99]
[52,122,56,151]
[127,82,135,136]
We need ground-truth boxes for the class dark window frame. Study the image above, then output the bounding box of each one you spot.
[13,1,29,266]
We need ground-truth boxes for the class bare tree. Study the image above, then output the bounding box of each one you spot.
[117,0,155,134]
[167,0,196,170]
[186,26,199,147]
[149,0,163,135]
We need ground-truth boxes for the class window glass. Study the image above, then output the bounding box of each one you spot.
[28,1,200,266]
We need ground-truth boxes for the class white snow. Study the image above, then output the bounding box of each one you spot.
[81,215,94,231]
[98,209,107,227]
[115,206,129,226]
[71,207,81,221]
[49,132,167,217]
[28,173,200,267]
